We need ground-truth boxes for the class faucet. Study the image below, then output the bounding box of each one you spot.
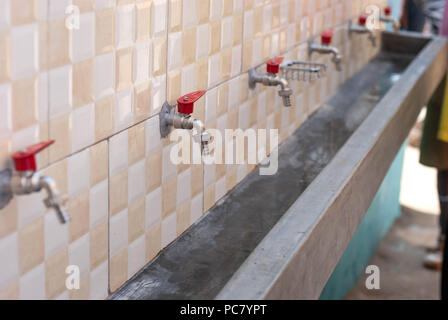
[248,57,293,107]
[380,5,400,32]
[159,91,212,156]
[348,14,377,47]
[308,29,343,71]
[0,141,70,224]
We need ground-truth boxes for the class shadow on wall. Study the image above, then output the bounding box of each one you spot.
[319,142,407,300]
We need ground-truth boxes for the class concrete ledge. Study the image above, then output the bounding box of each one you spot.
[216,32,448,300]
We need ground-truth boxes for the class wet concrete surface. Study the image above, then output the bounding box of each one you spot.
[112,53,413,300]
[346,205,441,300]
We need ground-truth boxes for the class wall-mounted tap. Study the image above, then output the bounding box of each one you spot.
[159,91,212,156]
[348,14,377,47]
[0,141,70,224]
[308,29,343,71]
[248,57,293,107]
[380,5,400,32]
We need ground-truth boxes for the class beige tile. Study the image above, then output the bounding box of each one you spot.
[169,0,183,32]
[167,70,181,105]
[136,1,152,42]
[0,280,19,300]
[90,221,108,270]
[128,122,145,166]
[96,8,116,55]
[182,27,196,66]
[204,184,215,213]
[69,274,89,300]
[40,19,71,70]
[162,176,177,219]
[49,114,72,163]
[223,0,233,17]
[0,30,10,83]
[210,21,221,55]
[176,201,190,236]
[0,198,18,239]
[73,59,94,109]
[18,217,44,275]
[128,197,145,244]
[12,77,38,132]
[42,158,68,195]
[110,248,128,292]
[109,169,128,216]
[146,149,162,194]
[145,222,161,263]
[134,81,151,121]
[94,95,114,142]
[11,0,36,26]
[152,37,167,77]
[191,164,203,198]
[69,191,90,243]
[90,141,108,187]
[197,0,210,24]
[45,248,68,299]
[116,47,134,92]
[73,0,95,12]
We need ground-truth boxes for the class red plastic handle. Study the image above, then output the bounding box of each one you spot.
[12,140,54,172]
[266,57,284,74]
[384,5,392,16]
[177,90,206,114]
[359,14,368,26]
[321,29,334,45]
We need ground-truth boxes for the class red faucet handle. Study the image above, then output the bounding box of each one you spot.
[321,29,334,45]
[177,90,206,114]
[12,140,55,172]
[384,5,392,16]
[359,14,369,26]
[266,57,284,74]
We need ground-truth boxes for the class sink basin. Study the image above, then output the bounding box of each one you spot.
[112,31,447,300]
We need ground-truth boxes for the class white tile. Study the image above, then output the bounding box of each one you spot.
[152,0,167,37]
[215,176,226,202]
[47,0,71,20]
[238,101,249,130]
[167,32,182,72]
[17,192,46,228]
[221,16,233,50]
[72,12,95,62]
[208,54,221,87]
[109,209,128,256]
[48,65,73,119]
[68,149,90,197]
[228,76,240,110]
[11,24,38,80]
[243,11,253,41]
[95,52,115,100]
[190,192,203,225]
[127,235,146,278]
[0,84,11,137]
[134,42,152,85]
[161,213,176,248]
[0,0,10,28]
[210,0,222,21]
[0,233,18,288]
[145,187,162,230]
[145,115,162,156]
[109,129,128,176]
[128,160,146,205]
[231,45,242,77]
[89,179,109,228]
[44,212,68,259]
[176,168,191,206]
[196,24,209,60]
[181,64,196,96]
[90,261,108,300]
[115,88,134,132]
[69,233,90,276]
[72,103,94,153]
[182,0,197,29]
[20,264,45,300]
[55,290,69,300]
[11,125,39,153]
[95,0,115,10]
[205,88,217,124]
[116,4,135,49]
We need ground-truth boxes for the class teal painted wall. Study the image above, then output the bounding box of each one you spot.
[319,142,407,300]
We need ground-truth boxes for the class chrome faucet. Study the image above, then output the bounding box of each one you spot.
[159,91,212,156]
[308,30,343,71]
[0,141,70,224]
[248,57,293,107]
[348,14,377,47]
[380,6,400,32]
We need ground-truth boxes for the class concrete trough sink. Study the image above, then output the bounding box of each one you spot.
[112,31,448,300]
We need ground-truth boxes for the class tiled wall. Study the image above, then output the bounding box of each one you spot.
[0,0,385,299]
